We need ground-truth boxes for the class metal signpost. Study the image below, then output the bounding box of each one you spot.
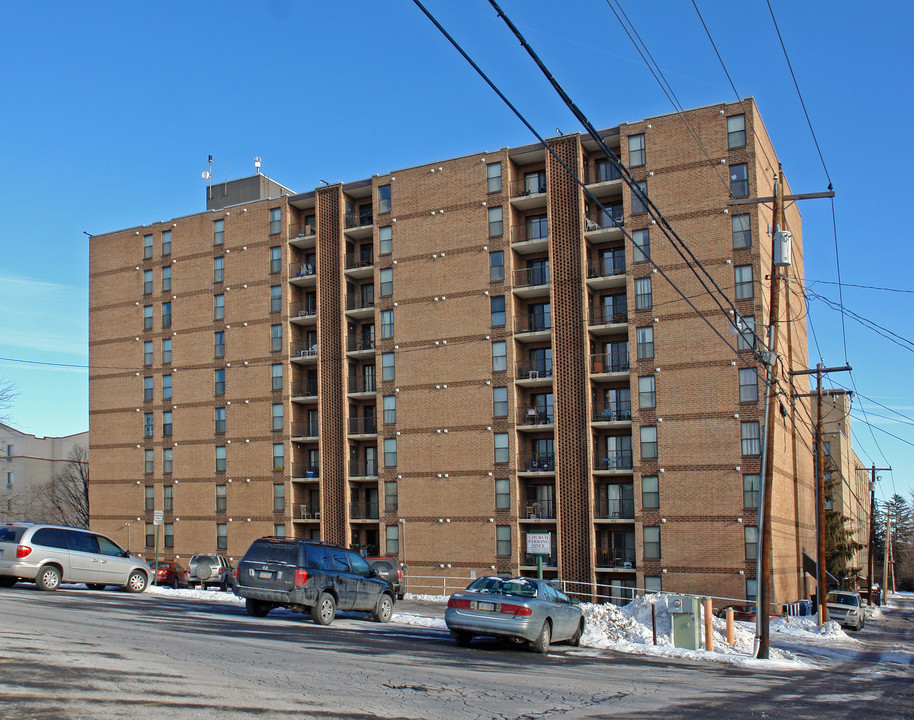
[153,510,163,586]
[526,532,551,579]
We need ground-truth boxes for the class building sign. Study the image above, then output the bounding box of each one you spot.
[153,510,164,526]
[526,532,551,556]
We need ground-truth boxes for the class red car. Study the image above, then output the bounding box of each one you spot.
[148,560,189,589]
[714,604,779,622]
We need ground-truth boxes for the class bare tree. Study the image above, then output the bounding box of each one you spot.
[34,445,90,528]
[0,376,15,423]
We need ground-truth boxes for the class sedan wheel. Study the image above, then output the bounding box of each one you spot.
[311,592,336,625]
[170,576,178,589]
[36,566,62,592]
[372,594,393,623]
[569,620,584,647]
[533,620,551,654]
[453,631,473,647]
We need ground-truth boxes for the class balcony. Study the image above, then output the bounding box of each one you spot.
[349,460,379,479]
[348,416,378,437]
[595,498,635,521]
[512,266,550,299]
[584,207,624,242]
[586,252,627,291]
[291,379,318,402]
[522,552,558,568]
[291,422,320,441]
[346,336,376,357]
[292,345,318,364]
[590,352,630,377]
[509,178,548,211]
[510,224,549,255]
[288,222,316,249]
[298,503,321,520]
[519,454,555,474]
[344,250,374,279]
[593,451,634,473]
[292,463,319,480]
[514,313,552,342]
[345,294,375,320]
[348,375,377,396]
[289,261,316,288]
[589,305,628,336]
[517,407,554,430]
[344,211,374,240]
[522,498,555,520]
[595,548,636,569]
[585,163,624,197]
[591,402,632,426]
[350,501,380,521]
[515,364,553,387]
[290,302,317,325]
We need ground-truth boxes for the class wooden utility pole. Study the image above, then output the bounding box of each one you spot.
[883,509,893,600]
[867,466,890,605]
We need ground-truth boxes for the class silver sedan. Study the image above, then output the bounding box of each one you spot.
[445,576,585,654]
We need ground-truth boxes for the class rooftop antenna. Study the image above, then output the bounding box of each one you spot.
[254,156,262,174]
[201,155,213,199]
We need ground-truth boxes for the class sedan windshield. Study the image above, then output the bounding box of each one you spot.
[465,576,537,598]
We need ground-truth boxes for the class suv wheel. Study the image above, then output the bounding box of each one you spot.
[312,592,336,625]
[36,566,62,591]
[246,599,272,617]
[372,594,393,623]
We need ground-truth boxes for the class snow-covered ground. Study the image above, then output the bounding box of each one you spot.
[141,584,909,668]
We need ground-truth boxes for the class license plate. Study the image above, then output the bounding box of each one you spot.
[259,571,273,579]
[475,601,496,612]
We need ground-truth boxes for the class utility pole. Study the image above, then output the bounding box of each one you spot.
[792,367,851,626]
[867,466,890,605]
[882,509,893,601]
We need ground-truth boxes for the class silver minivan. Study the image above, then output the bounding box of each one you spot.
[0,523,149,592]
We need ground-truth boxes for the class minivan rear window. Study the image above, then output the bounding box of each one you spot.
[31,527,69,549]
[0,526,26,543]
[243,540,299,564]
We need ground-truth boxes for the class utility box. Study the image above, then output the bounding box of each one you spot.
[668,595,702,650]
[773,229,792,266]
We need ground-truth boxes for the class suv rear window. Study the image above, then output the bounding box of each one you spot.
[0,526,26,543]
[244,540,300,564]
[192,554,215,564]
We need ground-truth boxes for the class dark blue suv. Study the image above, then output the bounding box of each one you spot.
[233,538,395,625]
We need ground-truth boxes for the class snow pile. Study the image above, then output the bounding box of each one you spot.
[403,593,449,603]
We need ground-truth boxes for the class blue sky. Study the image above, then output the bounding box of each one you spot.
[0,1,911,503]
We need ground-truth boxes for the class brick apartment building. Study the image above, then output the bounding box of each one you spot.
[89,98,819,606]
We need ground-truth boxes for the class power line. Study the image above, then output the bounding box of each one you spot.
[807,279,914,295]
[805,289,914,354]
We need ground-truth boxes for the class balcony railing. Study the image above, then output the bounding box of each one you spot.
[596,548,636,568]
[523,552,558,567]
[590,353,630,374]
[345,211,373,229]
[346,294,375,312]
[519,407,554,426]
[349,460,379,477]
[291,302,317,320]
[589,305,628,326]
[299,503,320,520]
[511,178,547,197]
[293,345,318,359]
[513,265,550,288]
[350,501,380,520]
[587,252,626,279]
[523,499,555,519]
[291,422,320,438]
[511,223,549,245]
[289,221,316,239]
[593,451,634,471]
[290,261,316,279]
[348,375,376,394]
[587,162,623,185]
[514,313,552,334]
[348,416,378,435]
[292,379,318,397]
[595,498,635,520]
[516,364,553,381]
[520,454,555,473]
[345,251,374,270]
[585,205,624,230]
[592,403,632,423]
[346,336,376,353]
[292,463,319,479]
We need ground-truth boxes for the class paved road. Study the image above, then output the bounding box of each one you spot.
[0,587,910,719]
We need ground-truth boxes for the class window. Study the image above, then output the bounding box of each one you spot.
[162,338,172,364]
[143,305,153,331]
[143,234,153,259]
[379,267,393,297]
[162,374,172,401]
[383,395,396,424]
[377,309,392,339]
[524,170,546,194]
[743,473,760,508]
[385,481,398,511]
[271,523,285,538]
[628,133,645,166]
[213,293,225,321]
[271,324,282,352]
[735,314,756,351]
[490,296,505,326]
[635,277,652,310]
[632,229,650,262]
[143,270,153,294]
[640,426,658,459]
[216,485,227,512]
[273,443,284,470]
[214,331,225,358]
[487,162,502,192]
[161,302,171,328]
[730,163,749,197]
[272,364,283,392]
[162,266,171,292]
[496,526,511,556]
[489,251,504,282]
[739,367,758,402]
[217,523,227,550]
[269,207,281,235]
[215,407,226,434]
[383,438,397,467]
[746,578,758,602]
[145,523,154,548]
[144,450,154,475]
[644,575,662,593]
[495,478,510,510]
[144,485,154,511]
[385,525,399,555]
[144,376,153,402]
[493,386,508,417]
[494,432,509,464]
[162,523,173,547]
[636,326,654,359]
[732,214,751,249]
[215,368,225,396]
[270,246,281,274]
[273,483,285,512]
[631,180,648,214]
[162,411,173,437]
[727,114,746,149]
[143,341,154,366]
[214,256,224,283]
[378,184,391,214]
[643,526,660,559]
[213,219,224,245]
[492,340,507,372]
[734,265,753,300]
[379,225,392,255]
[381,352,395,381]
[272,403,283,431]
[526,214,547,240]
[270,285,281,313]
[642,475,659,509]
[745,526,758,560]
[161,229,172,256]
[163,448,173,475]
[741,421,761,455]
[638,376,656,409]
[488,206,503,237]
[163,486,173,512]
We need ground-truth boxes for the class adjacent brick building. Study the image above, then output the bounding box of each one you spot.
[89,99,820,606]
